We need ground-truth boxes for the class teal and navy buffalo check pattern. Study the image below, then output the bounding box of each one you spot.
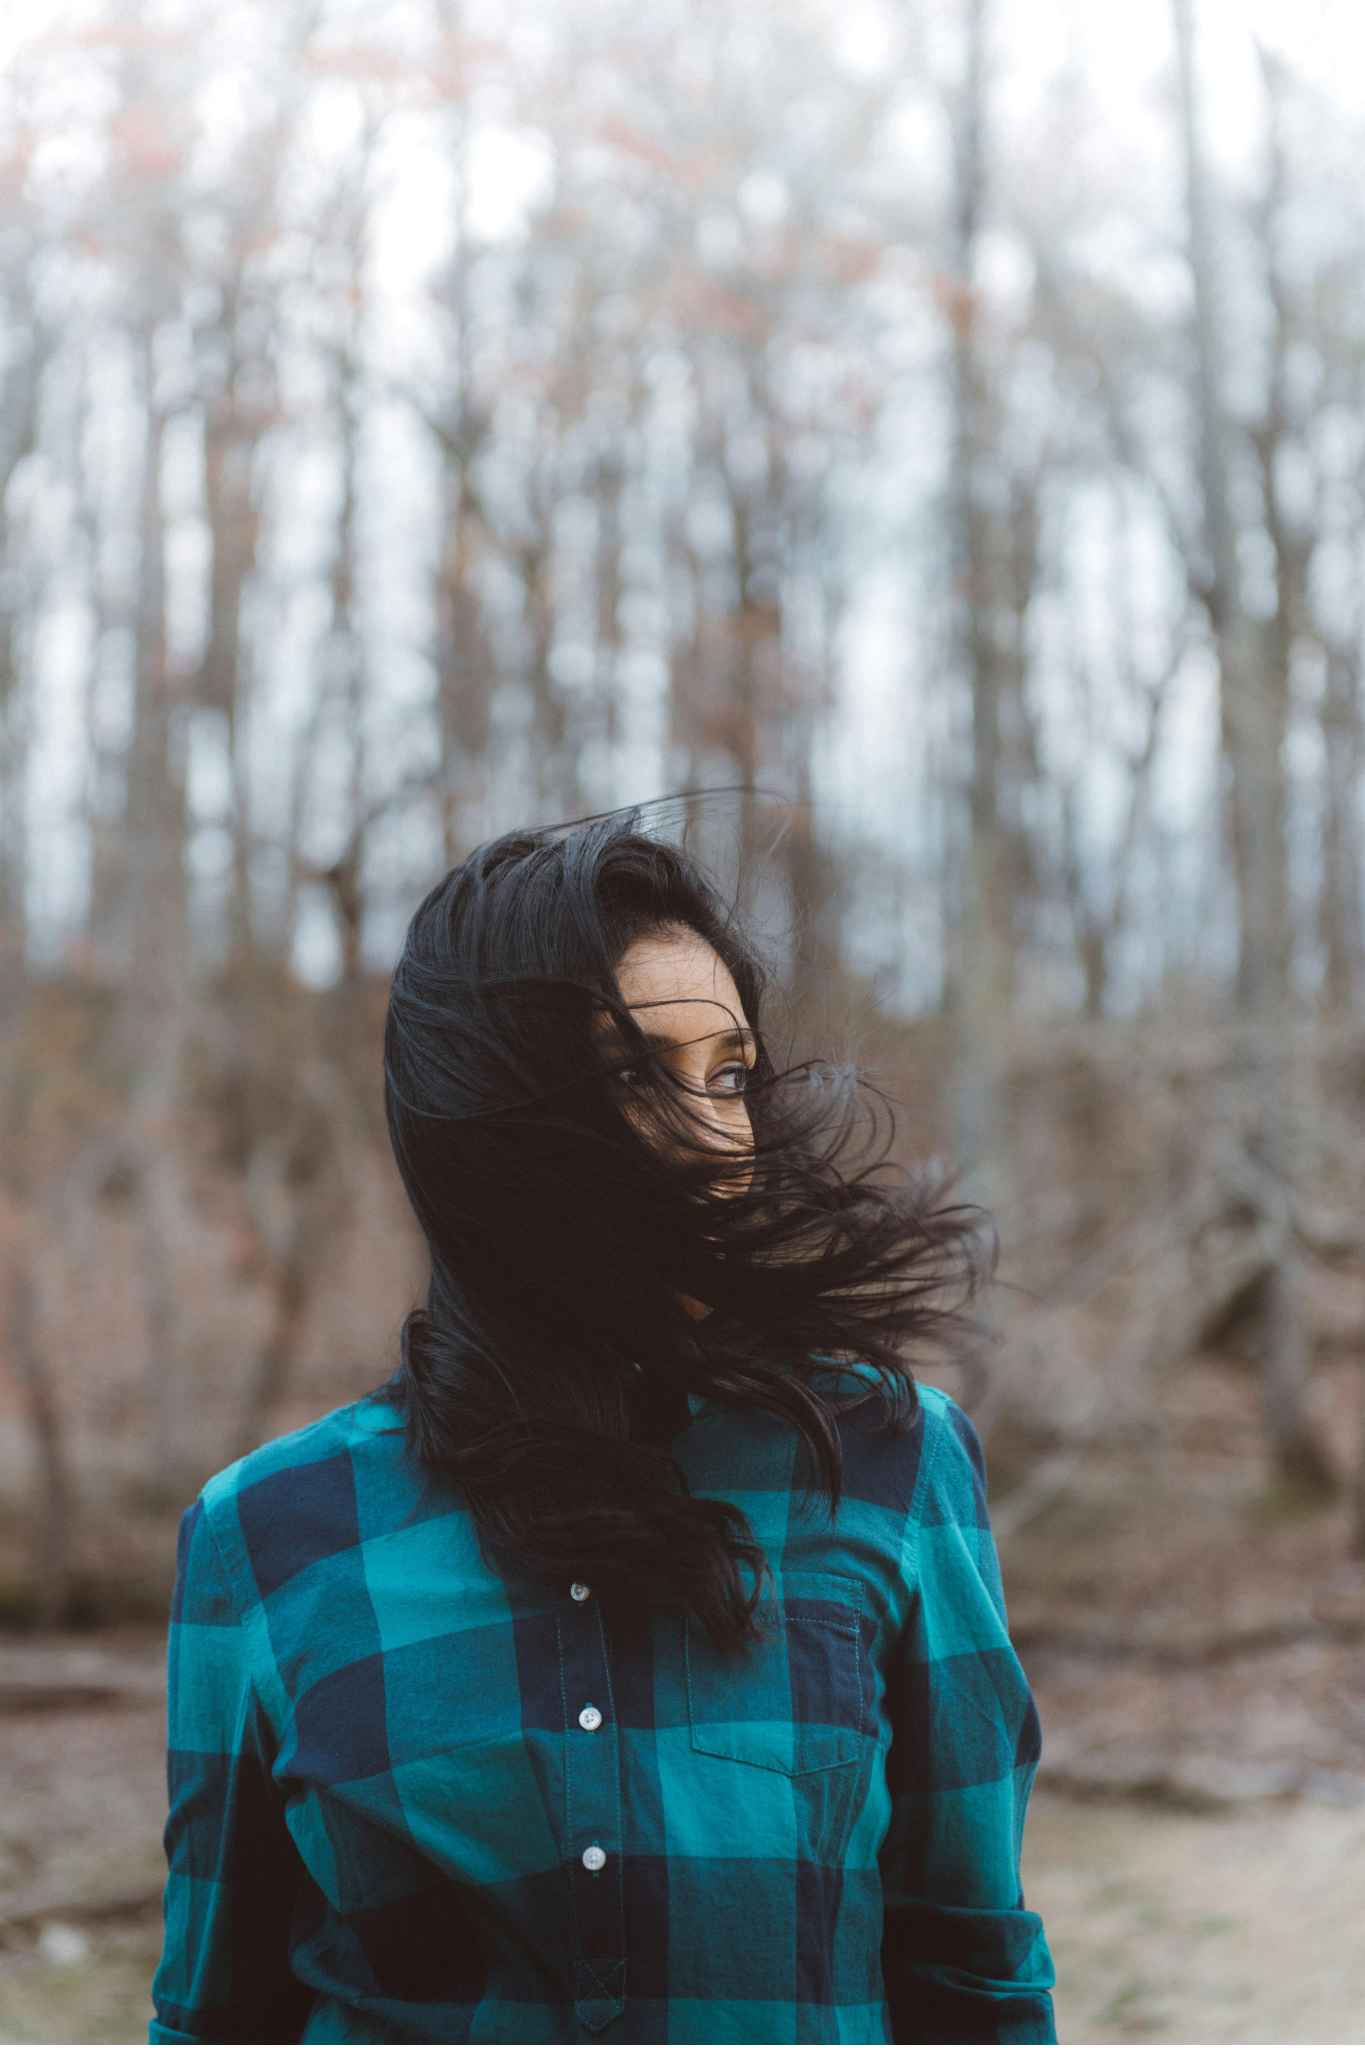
[149,1367,1056,2044]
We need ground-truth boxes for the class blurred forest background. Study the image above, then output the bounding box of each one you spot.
[1,0,1364,2039]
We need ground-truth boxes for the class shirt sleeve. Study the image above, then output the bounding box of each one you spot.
[879,1391,1058,2045]
[149,1494,314,2046]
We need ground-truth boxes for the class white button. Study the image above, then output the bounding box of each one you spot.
[578,1704,603,1731]
[582,1844,606,1872]
[570,1581,591,1602]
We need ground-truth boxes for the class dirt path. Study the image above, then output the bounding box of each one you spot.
[0,1635,168,2046]
[1,1633,1363,2044]
[1023,1783,1365,2043]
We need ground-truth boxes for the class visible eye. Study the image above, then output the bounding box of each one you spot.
[614,1061,753,1098]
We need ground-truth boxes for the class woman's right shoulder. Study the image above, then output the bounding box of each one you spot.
[193,1388,409,1554]
[176,1389,422,1627]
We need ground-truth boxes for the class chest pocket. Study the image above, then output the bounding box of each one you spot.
[685,1569,867,1776]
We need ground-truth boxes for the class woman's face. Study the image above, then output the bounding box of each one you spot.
[606,926,756,1314]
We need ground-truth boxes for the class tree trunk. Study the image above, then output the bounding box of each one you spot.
[122,317,194,1489]
[1172,0,1331,1492]
[727,508,779,939]
[945,0,1012,1216]
[0,310,79,1625]
[1319,638,1362,1014]
[432,54,496,863]
[1172,0,1257,1004]
[782,483,846,1037]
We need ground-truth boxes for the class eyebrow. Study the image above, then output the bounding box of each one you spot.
[630,1025,756,1057]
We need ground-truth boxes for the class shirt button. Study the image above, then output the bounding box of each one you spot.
[578,1703,603,1731]
[570,1581,591,1602]
[582,1845,606,1872]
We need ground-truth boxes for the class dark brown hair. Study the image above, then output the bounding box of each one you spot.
[368,796,994,1654]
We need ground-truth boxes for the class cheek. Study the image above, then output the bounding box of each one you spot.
[712,1115,755,1195]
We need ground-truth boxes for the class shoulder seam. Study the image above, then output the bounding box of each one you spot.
[201,1402,363,1500]
[195,1485,282,1749]
[899,1382,952,1582]
[194,1486,245,1621]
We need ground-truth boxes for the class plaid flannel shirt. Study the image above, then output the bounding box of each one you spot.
[149,1367,1056,2044]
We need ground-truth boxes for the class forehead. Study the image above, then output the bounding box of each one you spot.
[607,926,746,1033]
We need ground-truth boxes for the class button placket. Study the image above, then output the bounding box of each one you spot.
[559,1592,625,2032]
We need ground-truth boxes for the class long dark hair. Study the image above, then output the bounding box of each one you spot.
[368,796,994,1655]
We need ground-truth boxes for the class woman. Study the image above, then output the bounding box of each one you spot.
[149,801,1057,2045]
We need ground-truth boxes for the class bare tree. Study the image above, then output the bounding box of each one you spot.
[0,218,78,1622]
[101,30,199,1490]
[422,0,500,861]
[1172,0,1331,1491]
[941,0,1014,1215]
